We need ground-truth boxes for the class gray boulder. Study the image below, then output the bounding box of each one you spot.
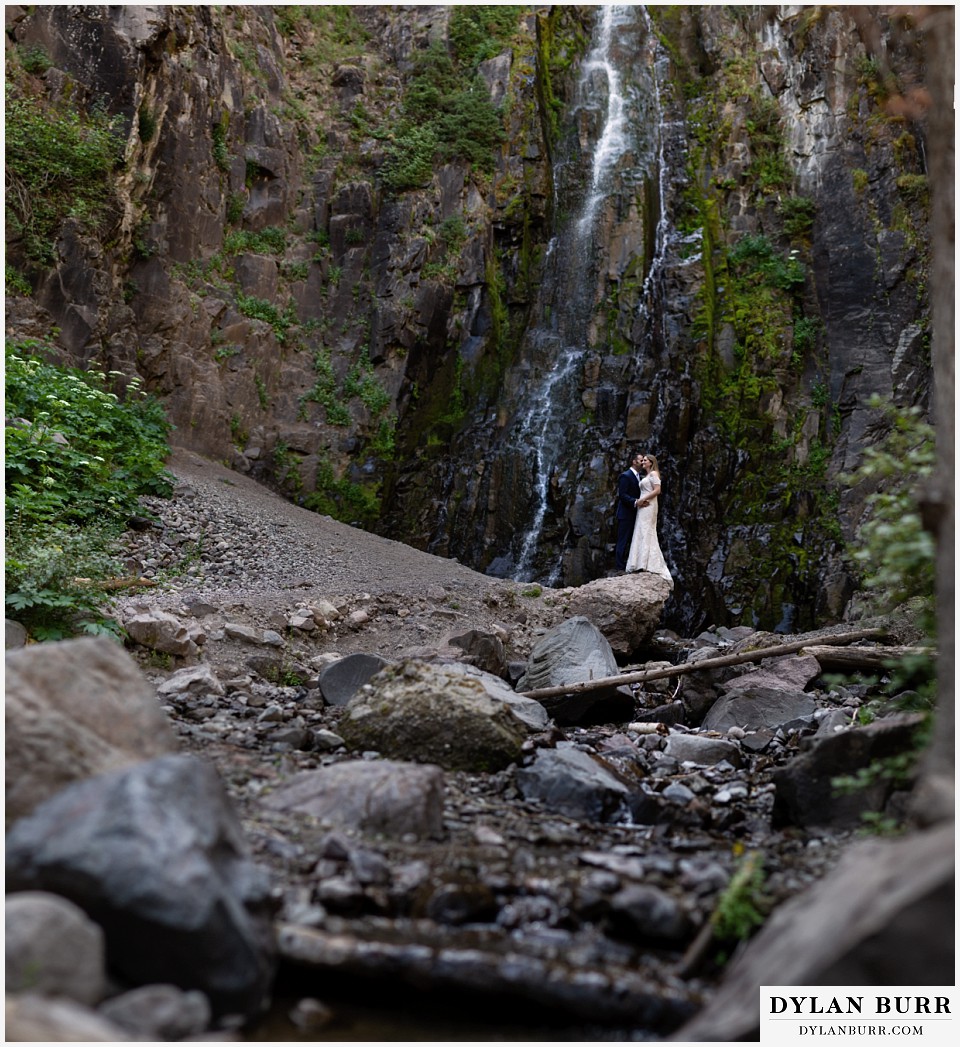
[123,609,199,659]
[608,884,692,944]
[98,984,211,1040]
[514,746,633,823]
[5,754,276,1020]
[156,663,225,699]
[263,759,445,840]
[445,662,551,731]
[5,891,108,1004]
[339,660,529,772]
[701,685,817,732]
[6,617,27,649]
[663,733,743,768]
[4,994,132,1042]
[439,627,509,678]
[721,653,821,696]
[560,575,670,654]
[517,616,634,725]
[5,636,178,825]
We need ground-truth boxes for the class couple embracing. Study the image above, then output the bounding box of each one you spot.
[615,451,673,586]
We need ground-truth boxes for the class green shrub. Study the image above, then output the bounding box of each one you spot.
[5,85,124,265]
[235,293,297,342]
[843,396,936,631]
[138,106,157,142]
[382,40,505,192]
[896,173,929,205]
[226,192,246,225]
[793,315,820,355]
[224,226,287,255]
[449,6,522,67]
[17,44,52,75]
[778,195,816,238]
[304,456,380,525]
[211,118,230,171]
[728,234,805,291]
[5,340,174,639]
[5,264,31,297]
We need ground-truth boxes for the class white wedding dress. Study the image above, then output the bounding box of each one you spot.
[625,472,673,586]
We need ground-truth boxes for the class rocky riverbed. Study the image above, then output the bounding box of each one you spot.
[5,449,939,1043]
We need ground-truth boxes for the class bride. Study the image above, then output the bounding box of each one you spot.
[625,453,673,587]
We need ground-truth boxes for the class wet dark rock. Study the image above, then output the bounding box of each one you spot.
[702,685,817,732]
[277,922,700,1031]
[423,881,500,926]
[514,746,634,823]
[607,884,693,944]
[517,616,635,725]
[772,713,928,829]
[5,754,276,1020]
[319,652,391,706]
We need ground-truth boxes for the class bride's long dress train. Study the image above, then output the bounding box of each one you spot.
[625,473,673,586]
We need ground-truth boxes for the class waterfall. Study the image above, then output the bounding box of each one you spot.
[495,5,658,584]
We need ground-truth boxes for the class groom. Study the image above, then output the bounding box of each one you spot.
[615,451,644,570]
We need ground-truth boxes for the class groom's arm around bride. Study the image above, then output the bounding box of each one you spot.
[614,451,643,570]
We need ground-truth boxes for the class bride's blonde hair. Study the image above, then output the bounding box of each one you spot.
[645,453,660,473]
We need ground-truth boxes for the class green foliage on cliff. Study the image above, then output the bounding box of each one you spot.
[5,84,124,266]
[449,6,524,67]
[382,39,507,191]
[5,339,174,639]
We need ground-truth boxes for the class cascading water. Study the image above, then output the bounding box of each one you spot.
[494,5,663,584]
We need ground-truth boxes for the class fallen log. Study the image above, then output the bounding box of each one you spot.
[803,644,933,672]
[518,628,888,702]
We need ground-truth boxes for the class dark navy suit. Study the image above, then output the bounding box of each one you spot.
[615,467,641,569]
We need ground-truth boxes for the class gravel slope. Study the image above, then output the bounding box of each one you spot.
[115,447,564,663]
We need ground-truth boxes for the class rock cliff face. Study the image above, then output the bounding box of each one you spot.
[4,5,933,633]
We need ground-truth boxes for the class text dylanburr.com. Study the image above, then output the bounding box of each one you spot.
[761,987,956,1046]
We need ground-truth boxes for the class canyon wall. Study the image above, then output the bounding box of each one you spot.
[4,5,934,632]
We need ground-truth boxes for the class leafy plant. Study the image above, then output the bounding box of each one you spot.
[842,396,936,631]
[728,234,805,291]
[236,293,297,343]
[211,118,230,172]
[17,44,53,75]
[381,40,505,192]
[449,6,522,67]
[5,84,124,265]
[5,340,174,639]
[778,195,816,238]
[224,226,287,256]
[710,851,768,961]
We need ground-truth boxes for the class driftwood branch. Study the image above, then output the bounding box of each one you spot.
[518,628,889,701]
[803,644,933,672]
